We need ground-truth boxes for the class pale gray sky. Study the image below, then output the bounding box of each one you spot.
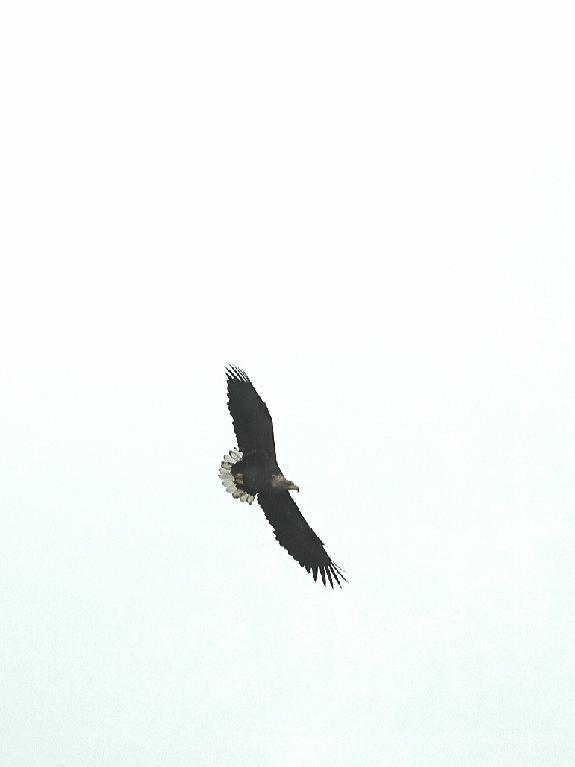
[1,1,574,765]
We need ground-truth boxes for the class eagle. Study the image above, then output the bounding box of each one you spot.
[219,364,346,588]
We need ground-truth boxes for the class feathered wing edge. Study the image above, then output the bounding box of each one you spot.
[256,491,348,589]
[225,363,249,383]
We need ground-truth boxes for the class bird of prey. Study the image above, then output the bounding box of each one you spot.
[219,364,346,588]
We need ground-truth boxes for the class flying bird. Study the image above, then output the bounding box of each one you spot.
[220,364,346,588]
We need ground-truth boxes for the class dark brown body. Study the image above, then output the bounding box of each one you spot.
[232,450,295,496]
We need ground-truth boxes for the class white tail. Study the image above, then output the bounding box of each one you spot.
[218,448,255,504]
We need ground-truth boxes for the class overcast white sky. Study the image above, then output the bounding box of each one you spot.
[1,1,575,765]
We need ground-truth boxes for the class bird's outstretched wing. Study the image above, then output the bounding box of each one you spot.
[226,364,276,456]
[257,491,347,588]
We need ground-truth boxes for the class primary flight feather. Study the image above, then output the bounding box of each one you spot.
[220,364,346,588]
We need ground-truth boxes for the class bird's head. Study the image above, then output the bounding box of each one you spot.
[272,474,300,492]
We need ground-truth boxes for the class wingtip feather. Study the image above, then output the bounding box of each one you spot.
[225,363,249,383]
